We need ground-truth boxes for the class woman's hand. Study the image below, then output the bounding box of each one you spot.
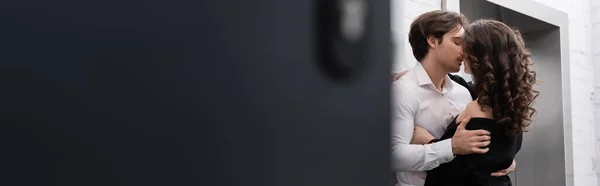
[393,70,409,81]
[411,126,435,145]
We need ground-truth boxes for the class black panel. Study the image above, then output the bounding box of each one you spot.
[0,0,391,185]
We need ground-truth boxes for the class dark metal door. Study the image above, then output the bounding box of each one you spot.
[0,0,392,186]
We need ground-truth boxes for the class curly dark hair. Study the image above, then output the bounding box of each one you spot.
[462,19,539,135]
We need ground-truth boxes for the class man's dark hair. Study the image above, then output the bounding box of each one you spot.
[408,10,468,62]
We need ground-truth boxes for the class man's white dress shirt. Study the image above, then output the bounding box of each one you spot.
[391,63,472,186]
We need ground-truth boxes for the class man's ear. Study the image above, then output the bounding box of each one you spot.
[427,36,438,49]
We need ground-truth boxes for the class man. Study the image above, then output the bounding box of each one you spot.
[391,10,514,186]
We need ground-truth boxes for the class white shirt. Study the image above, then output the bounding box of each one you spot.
[391,63,472,186]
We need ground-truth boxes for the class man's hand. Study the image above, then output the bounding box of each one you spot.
[451,116,491,155]
[393,70,409,81]
[491,159,516,176]
[411,126,435,145]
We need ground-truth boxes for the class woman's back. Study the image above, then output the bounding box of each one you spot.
[424,116,522,186]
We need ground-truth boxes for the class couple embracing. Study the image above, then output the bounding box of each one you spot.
[391,10,538,186]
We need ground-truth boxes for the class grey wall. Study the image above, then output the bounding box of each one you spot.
[502,8,556,34]
[460,0,501,21]
[460,0,555,33]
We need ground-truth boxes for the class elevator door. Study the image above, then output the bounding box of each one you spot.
[0,0,392,185]
[513,28,565,186]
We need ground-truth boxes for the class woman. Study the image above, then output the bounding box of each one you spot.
[413,19,539,186]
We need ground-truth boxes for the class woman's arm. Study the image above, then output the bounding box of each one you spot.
[410,126,435,145]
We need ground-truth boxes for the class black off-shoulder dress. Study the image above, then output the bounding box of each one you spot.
[424,117,523,186]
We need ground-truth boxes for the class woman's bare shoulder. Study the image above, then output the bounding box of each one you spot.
[465,101,493,119]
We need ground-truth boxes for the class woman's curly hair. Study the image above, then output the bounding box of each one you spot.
[463,19,539,135]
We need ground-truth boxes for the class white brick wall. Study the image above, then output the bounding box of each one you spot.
[393,0,599,185]
[592,0,600,185]
[391,0,442,73]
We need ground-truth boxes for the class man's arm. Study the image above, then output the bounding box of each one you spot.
[390,82,455,172]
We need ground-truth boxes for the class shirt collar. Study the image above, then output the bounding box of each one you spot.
[414,63,454,92]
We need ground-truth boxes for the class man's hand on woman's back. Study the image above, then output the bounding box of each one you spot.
[451,116,492,155]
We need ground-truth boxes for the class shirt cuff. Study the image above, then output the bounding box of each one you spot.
[433,139,455,163]
[428,138,440,144]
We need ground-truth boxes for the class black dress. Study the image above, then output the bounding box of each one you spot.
[424,117,523,186]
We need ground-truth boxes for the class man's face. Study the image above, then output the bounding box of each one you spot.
[431,26,465,73]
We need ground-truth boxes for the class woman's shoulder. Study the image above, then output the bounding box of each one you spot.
[465,101,493,119]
